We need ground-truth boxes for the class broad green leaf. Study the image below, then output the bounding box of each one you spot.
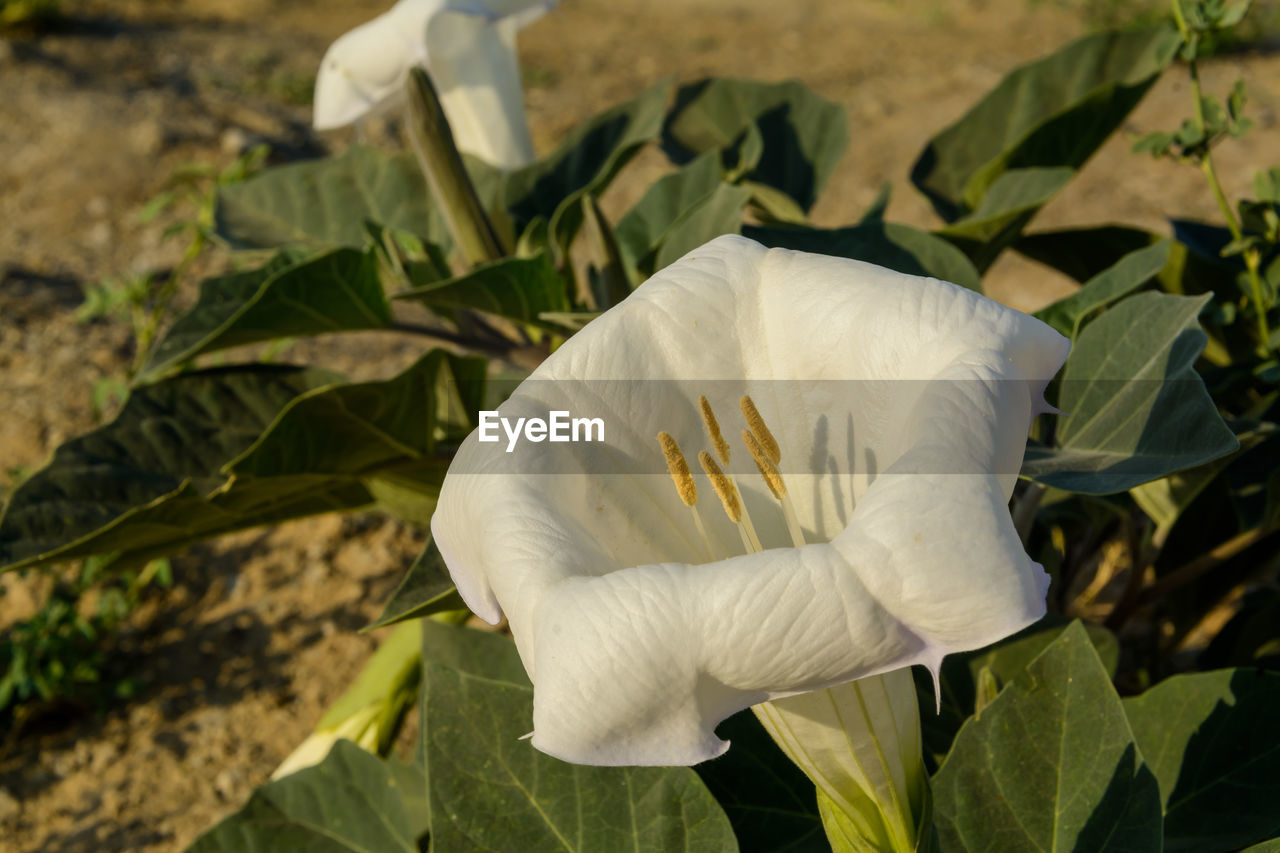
[912,25,1179,263]
[1130,420,1269,531]
[1034,240,1171,338]
[1022,292,1238,493]
[0,366,341,571]
[932,623,1163,853]
[1124,669,1280,852]
[614,150,725,272]
[216,145,447,250]
[664,78,849,211]
[187,740,419,853]
[939,166,1074,271]
[0,351,486,572]
[228,350,486,524]
[504,79,672,247]
[856,182,892,226]
[366,537,465,630]
[916,615,1118,769]
[651,182,750,273]
[1017,225,1164,283]
[1242,841,1280,853]
[394,252,571,328]
[745,222,982,292]
[142,248,393,378]
[695,711,827,852]
[418,620,737,853]
[742,180,809,226]
[580,194,632,309]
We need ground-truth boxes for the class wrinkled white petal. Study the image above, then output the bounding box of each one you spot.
[432,234,1069,765]
[313,0,551,168]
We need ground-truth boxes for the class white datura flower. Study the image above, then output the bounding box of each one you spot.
[313,0,554,169]
[431,234,1070,767]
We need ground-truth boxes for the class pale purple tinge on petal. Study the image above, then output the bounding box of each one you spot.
[312,0,554,168]
[431,234,1070,766]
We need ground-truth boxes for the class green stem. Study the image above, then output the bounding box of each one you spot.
[1180,35,1272,351]
[1181,36,1272,351]
[1170,0,1189,36]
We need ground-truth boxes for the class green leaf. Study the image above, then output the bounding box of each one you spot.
[695,711,827,852]
[366,537,465,631]
[1034,240,1171,338]
[664,78,848,212]
[0,350,487,572]
[1022,292,1238,494]
[187,740,419,852]
[227,350,486,525]
[744,221,982,292]
[0,366,345,572]
[932,622,1163,852]
[917,615,1119,769]
[614,150,725,272]
[1124,669,1280,852]
[651,182,750,273]
[418,620,737,852]
[142,248,393,378]
[939,166,1075,271]
[504,79,672,251]
[857,182,892,225]
[216,145,448,251]
[912,25,1179,263]
[394,252,571,328]
[1017,225,1166,283]
[1130,420,1270,531]
[1242,841,1280,853]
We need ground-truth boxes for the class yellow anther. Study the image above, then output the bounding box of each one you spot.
[740,395,781,465]
[698,451,742,524]
[658,432,697,507]
[742,429,786,501]
[698,395,732,465]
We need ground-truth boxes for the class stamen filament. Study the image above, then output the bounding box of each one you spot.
[740,395,781,465]
[688,504,715,563]
[698,395,732,465]
[742,428,807,549]
[698,451,763,554]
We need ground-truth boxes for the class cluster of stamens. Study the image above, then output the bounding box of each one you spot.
[657,395,807,560]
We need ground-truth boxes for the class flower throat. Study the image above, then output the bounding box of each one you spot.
[657,395,807,560]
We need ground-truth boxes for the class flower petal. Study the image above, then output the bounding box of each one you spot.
[432,234,1069,765]
[313,0,553,155]
[425,11,536,168]
[313,6,425,130]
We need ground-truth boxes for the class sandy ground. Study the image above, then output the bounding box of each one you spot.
[0,0,1277,849]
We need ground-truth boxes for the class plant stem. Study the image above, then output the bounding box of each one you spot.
[1169,0,1189,36]
[1183,36,1272,350]
[1108,523,1276,628]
